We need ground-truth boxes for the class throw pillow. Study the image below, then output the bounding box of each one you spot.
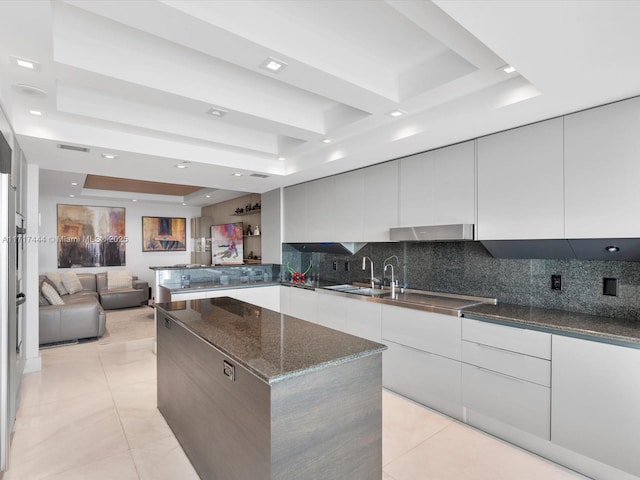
[46,272,69,295]
[62,271,83,295]
[41,282,65,305]
[107,270,132,289]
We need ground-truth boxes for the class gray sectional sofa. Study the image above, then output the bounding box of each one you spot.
[39,272,149,345]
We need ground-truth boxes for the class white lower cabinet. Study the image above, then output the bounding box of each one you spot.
[461,319,551,440]
[316,291,382,342]
[316,291,350,331]
[381,304,462,419]
[281,286,317,323]
[552,335,640,478]
[208,285,280,312]
[384,341,462,420]
[381,305,461,360]
[461,364,550,439]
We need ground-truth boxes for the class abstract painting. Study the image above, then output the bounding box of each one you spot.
[57,204,126,268]
[142,216,187,252]
[211,222,244,264]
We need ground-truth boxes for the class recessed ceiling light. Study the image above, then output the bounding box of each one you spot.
[29,110,43,116]
[387,109,405,118]
[69,194,75,198]
[605,245,620,253]
[175,164,188,169]
[260,57,287,73]
[182,202,187,206]
[71,182,78,186]
[232,172,243,177]
[502,65,516,74]
[278,157,285,161]
[205,194,211,198]
[206,106,228,117]
[321,138,333,144]
[101,153,118,159]
[11,56,39,70]
[132,199,137,202]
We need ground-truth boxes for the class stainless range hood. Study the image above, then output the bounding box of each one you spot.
[288,242,367,255]
[480,238,640,262]
[390,224,474,242]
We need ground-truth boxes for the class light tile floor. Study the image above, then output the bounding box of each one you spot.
[7,306,589,480]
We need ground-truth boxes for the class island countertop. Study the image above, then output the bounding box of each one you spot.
[155,297,386,384]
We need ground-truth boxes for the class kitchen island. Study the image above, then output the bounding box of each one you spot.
[155,297,386,480]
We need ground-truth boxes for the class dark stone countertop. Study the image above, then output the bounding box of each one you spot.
[155,297,386,384]
[462,303,640,348]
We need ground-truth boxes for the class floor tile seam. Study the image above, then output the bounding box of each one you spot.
[13,382,114,417]
[382,420,463,470]
[36,450,141,480]
[96,339,157,359]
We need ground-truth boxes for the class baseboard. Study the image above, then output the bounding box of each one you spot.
[24,355,42,373]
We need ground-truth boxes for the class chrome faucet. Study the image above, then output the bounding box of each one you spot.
[362,256,376,288]
[384,263,396,298]
[384,255,401,295]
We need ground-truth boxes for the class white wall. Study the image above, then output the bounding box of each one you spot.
[24,164,40,373]
[38,194,201,297]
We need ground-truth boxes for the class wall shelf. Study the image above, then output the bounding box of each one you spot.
[232,208,261,216]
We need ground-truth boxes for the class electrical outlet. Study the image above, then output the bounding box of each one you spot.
[551,275,561,290]
[344,261,350,271]
[603,277,618,296]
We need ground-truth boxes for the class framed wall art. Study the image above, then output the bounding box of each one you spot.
[142,216,187,252]
[57,204,126,268]
[211,222,243,264]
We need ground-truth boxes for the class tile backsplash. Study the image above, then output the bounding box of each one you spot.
[283,241,640,320]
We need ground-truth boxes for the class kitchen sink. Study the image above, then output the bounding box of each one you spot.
[323,284,389,296]
[347,287,390,296]
[324,284,361,292]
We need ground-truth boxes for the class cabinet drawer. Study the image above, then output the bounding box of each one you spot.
[462,363,550,439]
[462,340,550,387]
[382,305,461,360]
[383,341,462,420]
[462,318,551,359]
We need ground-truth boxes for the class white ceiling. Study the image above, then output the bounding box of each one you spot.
[1,0,639,207]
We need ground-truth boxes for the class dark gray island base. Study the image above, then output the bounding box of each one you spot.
[155,297,386,480]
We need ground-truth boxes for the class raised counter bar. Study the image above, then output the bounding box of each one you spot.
[155,297,386,480]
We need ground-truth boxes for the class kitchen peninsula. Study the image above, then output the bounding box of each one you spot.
[155,297,386,480]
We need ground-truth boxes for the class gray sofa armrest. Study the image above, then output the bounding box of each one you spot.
[39,302,105,345]
[133,280,149,293]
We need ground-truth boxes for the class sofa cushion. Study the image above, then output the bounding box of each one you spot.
[41,282,65,305]
[62,271,83,295]
[107,270,132,289]
[39,293,49,306]
[46,272,69,295]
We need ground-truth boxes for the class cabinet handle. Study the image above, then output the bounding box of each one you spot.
[472,341,522,356]
[473,365,526,384]
[164,317,172,329]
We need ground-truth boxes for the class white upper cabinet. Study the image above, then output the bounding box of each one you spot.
[283,182,307,243]
[362,161,399,241]
[477,117,564,240]
[399,141,475,227]
[282,161,396,243]
[564,97,640,238]
[334,169,364,242]
[306,176,336,242]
